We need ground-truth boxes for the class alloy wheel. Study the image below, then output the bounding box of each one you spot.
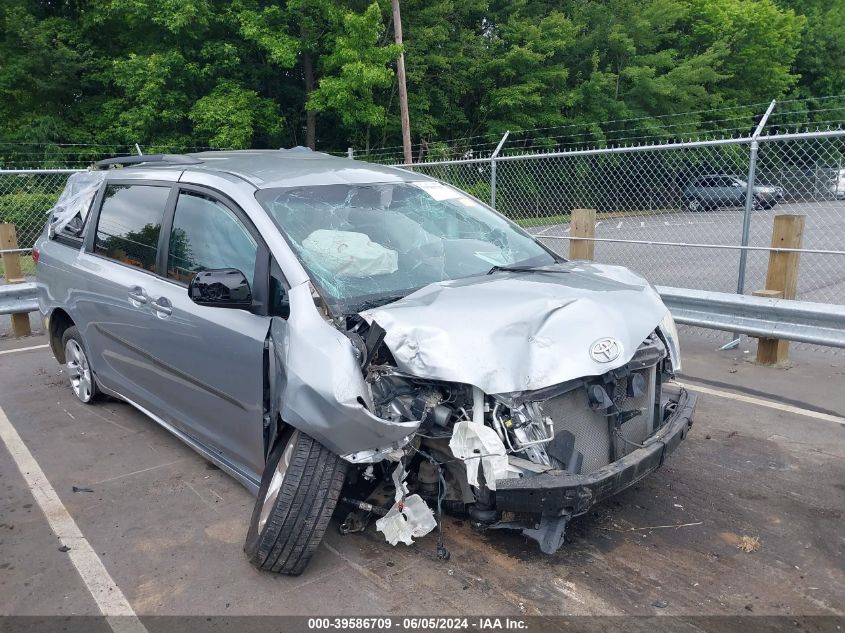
[65,339,94,403]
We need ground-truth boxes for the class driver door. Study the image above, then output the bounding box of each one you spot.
[128,187,272,482]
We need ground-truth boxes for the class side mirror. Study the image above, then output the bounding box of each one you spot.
[188,268,252,309]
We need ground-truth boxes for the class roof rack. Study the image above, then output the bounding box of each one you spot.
[94,154,203,169]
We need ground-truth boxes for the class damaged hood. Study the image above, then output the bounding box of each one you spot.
[362,262,669,394]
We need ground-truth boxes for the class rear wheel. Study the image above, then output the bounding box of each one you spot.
[244,429,347,575]
[62,327,98,404]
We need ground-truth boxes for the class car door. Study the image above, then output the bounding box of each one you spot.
[125,187,273,481]
[75,181,176,411]
[698,177,718,207]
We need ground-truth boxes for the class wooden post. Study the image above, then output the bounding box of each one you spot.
[752,289,785,365]
[569,208,596,260]
[754,214,805,365]
[0,223,32,337]
[0,224,24,283]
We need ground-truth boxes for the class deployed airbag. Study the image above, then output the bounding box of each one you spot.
[302,229,398,277]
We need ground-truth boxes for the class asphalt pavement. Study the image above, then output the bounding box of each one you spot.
[528,201,845,304]
[0,333,843,622]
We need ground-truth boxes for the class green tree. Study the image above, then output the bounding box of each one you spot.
[0,0,833,164]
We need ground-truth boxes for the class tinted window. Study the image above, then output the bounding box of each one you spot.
[166,192,258,286]
[94,184,171,272]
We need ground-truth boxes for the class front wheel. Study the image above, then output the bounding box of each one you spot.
[244,429,347,575]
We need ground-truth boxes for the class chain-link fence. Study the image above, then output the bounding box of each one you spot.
[2,115,843,310]
[399,130,845,308]
[0,169,78,275]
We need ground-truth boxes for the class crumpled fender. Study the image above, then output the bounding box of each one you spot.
[270,282,419,458]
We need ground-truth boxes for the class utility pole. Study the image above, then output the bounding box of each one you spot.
[391,0,412,165]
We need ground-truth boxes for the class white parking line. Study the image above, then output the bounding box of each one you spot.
[0,404,147,633]
[0,343,49,355]
[681,382,845,426]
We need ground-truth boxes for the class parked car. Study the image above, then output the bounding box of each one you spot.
[35,150,696,574]
[683,174,784,211]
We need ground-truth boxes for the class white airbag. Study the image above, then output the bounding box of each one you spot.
[302,229,398,277]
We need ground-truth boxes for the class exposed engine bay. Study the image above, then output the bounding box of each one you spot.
[336,313,691,555]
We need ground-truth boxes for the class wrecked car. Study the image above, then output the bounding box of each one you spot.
[35,149,696,575]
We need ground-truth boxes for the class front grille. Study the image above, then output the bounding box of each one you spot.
[539,346,661,474]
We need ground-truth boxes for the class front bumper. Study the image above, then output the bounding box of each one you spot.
[494,386,696,516]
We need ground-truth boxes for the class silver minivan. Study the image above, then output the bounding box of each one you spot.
[36,150,695,574]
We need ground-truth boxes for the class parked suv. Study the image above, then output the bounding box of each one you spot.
[36,150,695,574]
[683,174,784,211]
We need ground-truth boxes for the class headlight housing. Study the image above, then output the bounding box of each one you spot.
[658,311,682,373]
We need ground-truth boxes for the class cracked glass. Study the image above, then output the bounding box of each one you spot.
[256,181,556,312]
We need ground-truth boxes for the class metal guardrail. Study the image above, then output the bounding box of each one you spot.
[657,286,845,348]
[0,282,38,316]
[0,279,842,349]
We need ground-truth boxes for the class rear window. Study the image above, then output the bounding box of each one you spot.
[48,171,106,243]
[94,184,171,273]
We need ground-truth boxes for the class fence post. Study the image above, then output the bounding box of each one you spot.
[0,224,32,337]
[490,158,497,208]
[754,214,805,365]
[736,99,777,296]
[347,147,354,159]
[489,131,510,210]
[569,209,596,260]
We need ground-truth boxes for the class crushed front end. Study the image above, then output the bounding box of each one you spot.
[488,334,696,553]
[339,313,695,554]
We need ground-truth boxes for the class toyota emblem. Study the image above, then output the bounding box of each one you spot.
[590,338,621,363]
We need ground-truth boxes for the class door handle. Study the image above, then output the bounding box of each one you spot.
[128,287,148,305]
[151,297,172,317]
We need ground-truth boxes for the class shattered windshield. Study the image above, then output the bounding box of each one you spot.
[256,181,557,312]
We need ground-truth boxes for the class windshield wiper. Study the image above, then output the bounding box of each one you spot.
[351,294,409,313]
[487,265,570,275]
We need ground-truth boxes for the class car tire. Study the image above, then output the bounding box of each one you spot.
[686,198,703,212]
[61,326,99,404]
[244,428,347,575]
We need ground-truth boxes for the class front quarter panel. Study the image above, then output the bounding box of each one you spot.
[273,283,418,457]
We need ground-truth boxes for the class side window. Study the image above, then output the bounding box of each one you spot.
[94,184,170,273]
[166,191,258,287]
[269,261,290,319]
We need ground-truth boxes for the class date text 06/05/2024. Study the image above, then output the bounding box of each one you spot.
[306,617,529,630]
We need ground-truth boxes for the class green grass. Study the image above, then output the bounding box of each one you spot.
[513,212,572,228]
[0,254,36,280]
